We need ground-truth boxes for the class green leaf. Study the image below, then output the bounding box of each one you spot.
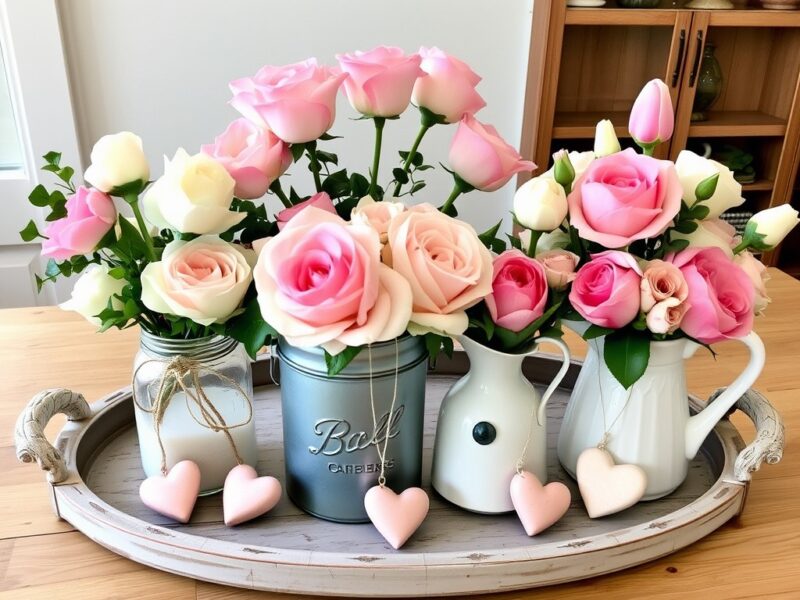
[319,132,342,141]
[392,168,409,185]
[424,333,446,364]
[494,300,562,350]
[417,105,447,127]
[412,152,424,167]
[290,143,306,163]
[603,328,651,389]
[112,216,149,259]
[57,166,75,185]
[45,204,68,221]
[690,204,710,220]
[673,220,698,234]
[110,179,148,197]
[321,168,351,199]
[415,164,434,171]
[324,345,363,377]
[350,173,370,198]
[28,185,51,207]
[409,181,426,195]
[507,234,522,251]
[316,150,338,165]
[19,220,47,242]
[478,219,507,254]
[42,151,61,166]
[666,238,690,254]
[583,324,614,340]
[226,298,277,359]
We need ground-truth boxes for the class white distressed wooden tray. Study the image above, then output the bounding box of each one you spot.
[14,352,784,597]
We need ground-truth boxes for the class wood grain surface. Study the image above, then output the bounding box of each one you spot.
[2,268,799,599]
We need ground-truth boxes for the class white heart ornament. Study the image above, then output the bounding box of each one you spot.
[364,486,429,549]
[510,471,571,536]
[139,460,201,523]
[223,464,282,527]
[576,447,647,518]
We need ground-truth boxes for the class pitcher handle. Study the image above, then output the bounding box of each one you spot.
[530,337,571,426]
[685,331,765,460]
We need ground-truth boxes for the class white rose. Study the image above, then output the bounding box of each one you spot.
[520,228,570,254]
[350,195,405,243]
[543,150,595,182]
[60,265,125,327]
[594,119,621,157]
[84,132,150,193]
[141,236,252,325]
[675,150,744,218]
[671,217,738,257]
[513,176,568,232]
[142,149,244,235]
[747,204,800,248]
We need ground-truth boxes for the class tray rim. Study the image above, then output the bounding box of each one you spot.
[46,353,750,597]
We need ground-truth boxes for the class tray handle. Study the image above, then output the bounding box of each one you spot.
[14,388,91,483]
[710,387,785,482]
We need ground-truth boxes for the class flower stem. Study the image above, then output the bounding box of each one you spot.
[732,239,749,255]
[269,180,292,208]
[369,117,386,198]
[392,123,430,197]
[124,193,156,262]
[526,230,543,258]
[306,147,323,193]
[440,182,463,215]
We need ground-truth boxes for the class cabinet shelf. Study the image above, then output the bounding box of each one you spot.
[552,111,630,139]
[688,112,787,138]
[565,8,678,26]
[741,179,774,193]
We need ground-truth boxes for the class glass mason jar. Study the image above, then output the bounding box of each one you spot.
[132,332,258,494]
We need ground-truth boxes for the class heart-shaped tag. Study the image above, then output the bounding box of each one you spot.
[576,447,647,518]
[364,486,429,550]
[509,471,571,536]
[223,464,282,526]
[139,460,201,523]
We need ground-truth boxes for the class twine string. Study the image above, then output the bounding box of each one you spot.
[515,342,542,476]
[132,356,253,475]
[368,338,400,487]
[596,362,634,450]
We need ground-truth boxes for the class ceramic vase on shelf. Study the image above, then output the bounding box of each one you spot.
[557,322,765,500]
[431,335,571,514]
[132,332,258,495]
[277,335,428,523]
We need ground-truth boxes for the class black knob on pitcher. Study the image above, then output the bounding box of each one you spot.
[472,421,496,445]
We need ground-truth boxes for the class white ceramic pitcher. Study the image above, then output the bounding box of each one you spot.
[432,335,570,513]
[557,325,765,500]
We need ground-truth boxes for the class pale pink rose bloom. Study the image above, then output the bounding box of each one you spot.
[276,192,337,230]
[140,236,252,326]
[733,251,771,315]
[385,203,493,335]
[42,186,117,261]
[350,195,405,243]
[254,207,412,355]
[568,251,643,329]
[201,118,291,199]
[668,247,754,344]
[640,259,689,313]
[535,249,579,291]
[568,148,682,248]
[448,115,536,192]
[671,217,738,256]
[230,59,346,143]
[336,46,423,117]
[485,250,548,332]
[411,47,486,123]
[629,79,674,144]
[646,297,688,335]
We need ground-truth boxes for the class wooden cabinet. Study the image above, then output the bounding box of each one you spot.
[520,1,800,268]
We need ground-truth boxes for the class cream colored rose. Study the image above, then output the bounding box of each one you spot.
[733,251,771,314]
[513,176,568,232]
[646,297,688,335]
[60,265,125,326]
[675,150,743,218]
[640,259,689,313]
[671,218,737,257]
[543,150,595,182]
[385,203,493,336]
[594,119,621,157]
[748,204,800,248]
[84,132,150,193]
[350,195,406,243]
[141,236,252,325]
[536,249,579,290]
[143,149,244,235]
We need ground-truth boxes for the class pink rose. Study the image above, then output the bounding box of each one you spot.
[668,247,754,344]
[141,236,252,326]
[350,195,405,242]
[569,251,643,328]
[385,203,493,335]
[568,148,682,248]
[448,115,536,191]
[485,250,548,332]
[672,217,738,257]
[536,249,579,291]
[201,118,291,199]
[230,59,347,143]
[254,207,412,355]
[629,79,674,145]
[41,186,116,261]
[336,46,423,117]
[733,251,771,315]
[276,192,337,230]
[640,259,688,313]
[646,298,688,335]
[411,47,486,123]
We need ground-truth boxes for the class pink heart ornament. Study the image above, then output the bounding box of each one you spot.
[509,471,571,536]
[364,486,429,550]
[139,460,201,523]
[576,447,647,518]
[223,464,282,526]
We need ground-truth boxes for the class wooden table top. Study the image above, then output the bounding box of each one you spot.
[1,268,799,599]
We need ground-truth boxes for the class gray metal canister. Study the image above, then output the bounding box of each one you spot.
[277,335,428,523]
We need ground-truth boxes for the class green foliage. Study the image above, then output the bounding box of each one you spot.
[493,300,562,351]
[226,297,277,359]
[19,220,46,242]
[478,220,507,254]
[603,328,651,389]
[424,332,454,365]
[324,345,363,377]
[583,324,614,340]
[694,173,719,202]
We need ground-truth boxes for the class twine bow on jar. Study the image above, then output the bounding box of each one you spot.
[132,356,253,475]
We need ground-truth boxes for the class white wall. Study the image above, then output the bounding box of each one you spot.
[57,0,535,232]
